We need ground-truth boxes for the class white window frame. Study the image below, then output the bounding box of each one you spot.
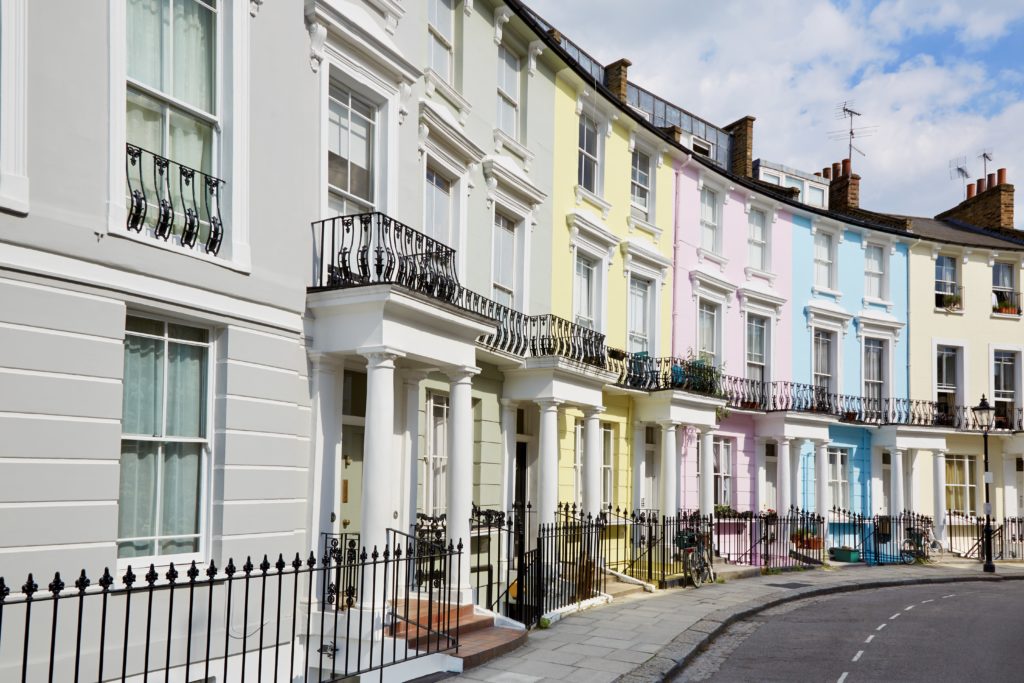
[492,211,518,308]
[427,0,455,84]
[747,208,769,272]
[992,348,1019,429]
[812,328,836,392]
[699,186,720,255]
[630,147,653,220]
[568,210,618,333]
[574,253,598,330]
[621,238,670,356]
[628,275,653,354]
[945,454,977,515]
[992,261,1017,313]
[934,253,961,310]
[863,337,887,416]
[424,391,449,518]
[109,0,251,268]
[601,423,614,509]
[327,82,378,214]
[0,0,29,213]
[805,302,853,393]
[573,418,584,506]
[496,43,520,140]
[577,112,601,196]
[713,437,732,507]
[698,298,721,366]
[863,242,888,303]
[934,343,963,420]
[424,164,454,246]
[813,230,836,292]
[746,313,768,383]
[828,447,850,510]
[118,315,214,567]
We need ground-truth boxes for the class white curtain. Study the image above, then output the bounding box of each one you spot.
[160,443,202,554]
[166,341,207,437]
[118,440,158,557]
[123,335,164,436]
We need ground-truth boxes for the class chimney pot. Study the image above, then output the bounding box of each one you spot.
[967,183,976,199]
[841,158,852,177]
[988,172,997,190]
[603,58,632,103]
[998,168,1007,186]
[822,167,832,179]
[832,162,841,178]
[977,177,987,193]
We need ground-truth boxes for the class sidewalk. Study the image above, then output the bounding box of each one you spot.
[453,560,1024,682]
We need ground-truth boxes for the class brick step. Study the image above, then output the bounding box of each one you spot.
[391,600,475,631]
[453,625,528,671]
[395,613,494,648]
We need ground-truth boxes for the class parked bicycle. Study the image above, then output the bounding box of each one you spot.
[675,527,716,587]
[901,524,943,564]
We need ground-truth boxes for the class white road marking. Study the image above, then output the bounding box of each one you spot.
[942,594,956,599]
[865,635,874,644]
[876,623,887,631]
[838,673,849,683]
[922,599,934,604]
[904,605,915,611]
[890,613,901,619]
[852,650,864,662]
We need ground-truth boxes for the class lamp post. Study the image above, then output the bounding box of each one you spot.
[972,395,996,573]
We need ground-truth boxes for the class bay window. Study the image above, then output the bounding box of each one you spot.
[119,316,210,559]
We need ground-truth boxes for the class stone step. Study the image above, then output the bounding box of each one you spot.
[453,625,528,671]
[397,613,494,648]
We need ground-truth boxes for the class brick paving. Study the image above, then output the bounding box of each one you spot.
[452,559,1024,682]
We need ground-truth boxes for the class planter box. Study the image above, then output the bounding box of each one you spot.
[831,547,860,563]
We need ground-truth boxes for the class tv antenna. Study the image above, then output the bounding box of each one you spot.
[829,101,877,161]
[978,149,993,177]
[948,156,970,188]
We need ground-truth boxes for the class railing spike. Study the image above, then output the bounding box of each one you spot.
[23,573,37,597]
[49,572,64,595]
[75,569,90,593]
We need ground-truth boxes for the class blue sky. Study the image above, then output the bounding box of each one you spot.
[530,0,1024,224]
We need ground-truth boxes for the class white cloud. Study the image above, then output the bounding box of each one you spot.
[527,0,1023,225]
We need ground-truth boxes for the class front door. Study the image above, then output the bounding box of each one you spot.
[1017,458,1023,512]
[643,446,658,512]
[765,454,778,511]
[514,441,528,510]
[338,426,364,540]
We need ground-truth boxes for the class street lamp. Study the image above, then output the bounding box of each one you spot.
[972,395,996,573]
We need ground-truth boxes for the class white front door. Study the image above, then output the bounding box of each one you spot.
[643,445,659,511]
[765,454,778,511]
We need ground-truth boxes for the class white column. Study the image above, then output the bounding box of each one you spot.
[446,365,478,599]
[401,371,428,535]
[1004,455,1019,518]
[795,439,810,510]
[582,406,604,515]
[754,437,767,513]
[778,438,792,512]
[536,399,563,524]
[891,448,905,514]
[500,399,518,511]
[631,422,645,512]
[933,449,947,542]
[905,450,916,512]
[307,354,340,553]
[815,441,830,516]
[661,421,679,516]
[700,429,715,516]
[360,348,402,551]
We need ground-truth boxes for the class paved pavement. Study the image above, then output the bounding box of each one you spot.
[452,559,1024,683]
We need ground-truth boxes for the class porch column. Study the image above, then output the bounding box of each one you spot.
[401,371,428,536]
[754,437,767,513]
[446,365,479,600]
[933,450,947,542]
[700,429,715,516]
[500,399,518,511]
[891,448,905,514]
[536,399,563,524]
[778,438,792,512]
[631,422,645,512]
[583,406,604,515]
[308,354,340,552]
[815,441,830,516]
[661,421,679,517]
[1004,455,1020,518]
[360,348,403,550]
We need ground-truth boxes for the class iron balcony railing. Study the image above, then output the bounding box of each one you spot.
[528,314,607,368]
[125,144,225,255]
[617,354,723,397]
[934,283,964,311]
[992,290,1022,316]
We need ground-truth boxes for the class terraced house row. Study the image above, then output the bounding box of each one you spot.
[0,0,1022,679]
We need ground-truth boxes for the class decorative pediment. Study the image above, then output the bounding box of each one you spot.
[483,156,546,213]
[620,239,671,281]
[418,102,485,169]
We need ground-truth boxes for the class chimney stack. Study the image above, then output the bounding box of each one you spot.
[603,58,631,104]
[723,115,756,177]
[822,166,832,180]
[936,167,1015,231]
[828,158,860,211]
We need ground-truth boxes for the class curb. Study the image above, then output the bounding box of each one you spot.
[614,570,1024,682]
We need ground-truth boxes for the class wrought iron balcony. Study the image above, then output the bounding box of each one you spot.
[527,314,607,368]
[992,290,1022,316]
[616,354,723,396]
[458,290,531,357]
[125,144,225,255]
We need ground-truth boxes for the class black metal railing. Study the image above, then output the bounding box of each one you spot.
[0,539,462,682]
[712,507,826,569]
[600,507,717,586]
[539,507,606,615]
[470,504,536,625]
[461,292,531,357]
[992,290,1023,315]
[528,314,607,368]
[125,144,225,255]
[826,509,935,565]
[934,284,964,311]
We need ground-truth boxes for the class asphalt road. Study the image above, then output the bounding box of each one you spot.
[674,581,1024,682]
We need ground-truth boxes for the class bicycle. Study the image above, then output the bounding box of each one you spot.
[901,525,943,564]
[675,528,716,587]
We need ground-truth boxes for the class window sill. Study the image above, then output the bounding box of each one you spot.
[424,68,471,125]
[493,129,534,171]
[862,296,894,312]
[0,172,30,215]
[990,312,1022,320]
[697,248,729,270]
[627,214,662,241]
[575,185,611,219]
[933,307,964,316]
[744,266,776,285]
[116,550,205,575]
[812,285,843,301]
[111,227,251,275]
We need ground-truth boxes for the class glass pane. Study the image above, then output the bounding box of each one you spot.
[169,109,213,174]
[118,440,159,558]
[127,0,167,91]
[127,316,165,336]
[159,442,202,554]
[168,323,208,342]
[127,88,164,154]
[172,0,216,113]
[165,341,208,437]
[343,372,367,417]
[123,334,165,436]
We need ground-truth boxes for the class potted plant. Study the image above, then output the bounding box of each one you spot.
[790,527,823,549]
[831,545,860,563]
